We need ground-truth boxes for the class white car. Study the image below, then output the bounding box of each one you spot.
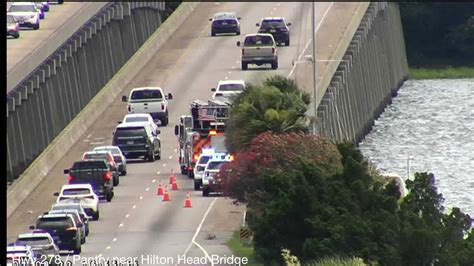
[6,245,36,266]
[14,231,60,261]
[193,149,227,191]
[8,2,40,30]
[54,184,100,220]
[120,113,160,135]
[93,145,128,175]
[211,80,245,101]
[202,154,234,196]
[122,87,173,126]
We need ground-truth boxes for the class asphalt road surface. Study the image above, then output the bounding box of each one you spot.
[7,2,348,265]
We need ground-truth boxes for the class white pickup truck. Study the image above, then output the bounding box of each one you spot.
[237,33,278,70]
[122,87,173,126]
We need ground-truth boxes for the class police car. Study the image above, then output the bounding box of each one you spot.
[193,148,227,191]
[202,154,233,196]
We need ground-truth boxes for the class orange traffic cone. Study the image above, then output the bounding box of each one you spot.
[171,180,179,190]
[156,180,164,195]
[184,192,192,208]
[162,186,170,201]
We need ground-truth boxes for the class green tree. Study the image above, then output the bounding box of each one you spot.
[225,76,311,153]
[398,172,474,265]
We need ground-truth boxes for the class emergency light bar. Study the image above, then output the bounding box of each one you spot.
[209,130,217,136]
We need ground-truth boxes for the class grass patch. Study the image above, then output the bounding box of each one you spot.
[226,230,263,266]
[409,66,474,79]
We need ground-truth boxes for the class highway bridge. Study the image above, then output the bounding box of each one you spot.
[7,2,408,264]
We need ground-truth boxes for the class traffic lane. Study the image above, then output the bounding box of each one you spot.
[91,0,313,261]
[7,0,312,259]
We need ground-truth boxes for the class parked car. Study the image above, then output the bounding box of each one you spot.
[93,146,128,176]
[211,80,245,101]
[193,149,227,191]
[256,17,291,46]
[50,202,90,236]
[209,12,241,36]
[14,231,60,264]
[112,122,161,162]
[202,154,234,196]
[8,2,41,30]
[34,2,45,19]
[54,183,101,219]
[82,150,120,186]
[7,14,20,39]
[30,213,82,254]
[122,87,173,126]
[237,33,278,70]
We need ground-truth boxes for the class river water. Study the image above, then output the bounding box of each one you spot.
[359,79,474,216]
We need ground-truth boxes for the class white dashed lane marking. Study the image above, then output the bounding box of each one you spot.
[106,246,111,250]
[145,188,150,191]
[125,214,130,218]
[119,223,124,227]
[162,164,166,167]
[152,179,156,183]
[168,156,173,159]
[113,238,117,242]
[139,196,143,200]
[132,205,136,209]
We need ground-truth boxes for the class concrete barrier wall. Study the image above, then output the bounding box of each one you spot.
[7,2,201,217]
[315,2,409,143]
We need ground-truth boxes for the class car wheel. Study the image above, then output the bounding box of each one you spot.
[93,211,100,220]
[121,170,127,176]
[241,62,248,70]
[33,23,40,30]
[73,242,81,255]
[113,176,119,186]
[188,170,194,179]
[86,227,89,236]
[154,149,161,160]
[211,31,216,37]
[161,117,168,127]
[202,187,210,197]
[180,165,188,175]
[148,151,155,162]
[271,61,278,70]
[58,0,64,4]
[194,180,201,191]
[81,235,85,244]
[106,190,113,202]
[236,30,240,35]
[285,39,290,46]
[14,33,19,39]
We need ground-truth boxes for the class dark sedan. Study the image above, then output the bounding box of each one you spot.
[210,12,241,36]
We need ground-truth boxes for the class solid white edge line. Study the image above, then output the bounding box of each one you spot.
[179,197,218,266]
[287,2,334,79]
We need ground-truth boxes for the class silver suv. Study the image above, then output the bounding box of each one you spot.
[237,33,278,70]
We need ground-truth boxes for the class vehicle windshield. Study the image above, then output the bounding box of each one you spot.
[115,128,146,137]
[37,217,73,229]
[72,160,107,169]
[7,15,15,23]
[63,188,91,196]
[218,83,244,92]
[125,117,148,123]
[207,161,224,170]
[84,153,110,161]
[214,13,235,20]
[16,237,50,246]
[261,19,285,28]
[52,204,81,212]
[244,35,274,46]
[198,156,212,165]
[9,5,36,12]
[94,148,120,155]
[130,90,163,101]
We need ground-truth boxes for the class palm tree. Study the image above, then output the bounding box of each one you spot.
[226,76,311,153]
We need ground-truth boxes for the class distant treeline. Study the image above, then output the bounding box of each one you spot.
[399,2,474,68]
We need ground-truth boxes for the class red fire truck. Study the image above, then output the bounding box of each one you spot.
[174,99,230,178]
